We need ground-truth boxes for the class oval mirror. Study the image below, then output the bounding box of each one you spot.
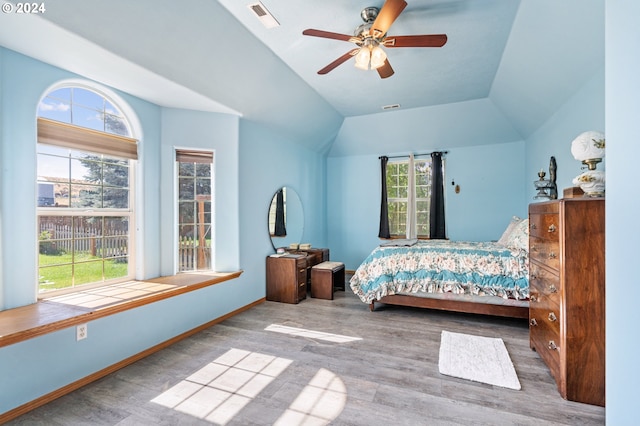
[268,186,303,252]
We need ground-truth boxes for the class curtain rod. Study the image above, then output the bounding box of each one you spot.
[378,151,448,160]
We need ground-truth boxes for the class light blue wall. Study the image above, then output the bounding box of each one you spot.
[159,108,240,274]
[0,48,5,310]
[445,141,527,241]
[326,140,526,271]
[0,48,327,415]
[524,68,605,201]
[235,120,327,307]
[605,1,639,423]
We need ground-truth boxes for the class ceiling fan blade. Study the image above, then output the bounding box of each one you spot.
[303,29,353,42]
[317,49,359,75]
[370,0,408,38]
[377,60,395,79]
[384,34,448,48]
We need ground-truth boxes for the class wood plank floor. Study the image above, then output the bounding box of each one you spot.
[7,277,605,425]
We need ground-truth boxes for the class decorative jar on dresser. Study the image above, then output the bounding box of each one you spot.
[528,198,605,406]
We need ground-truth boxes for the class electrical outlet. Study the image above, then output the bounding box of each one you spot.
[76,323,88,341]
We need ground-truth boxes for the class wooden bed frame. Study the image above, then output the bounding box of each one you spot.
[369,294,529,319]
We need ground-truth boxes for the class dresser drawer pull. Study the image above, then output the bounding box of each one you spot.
[530,318,538,326]
[548,224,557,233]
[531,223,537,230]
[530,274,538,281]
[548,252,557,259]
[548,284,557,293]
[530,294,537,303]
[548,341,558,351]
[299,268,306,273]
[548,312,557,322]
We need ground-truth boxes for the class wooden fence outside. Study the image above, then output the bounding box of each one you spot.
[39,223,128,258]
[40,224,211,269]
[178,236,211,271]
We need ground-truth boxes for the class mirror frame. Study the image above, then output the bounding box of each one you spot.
[268,186,303,252]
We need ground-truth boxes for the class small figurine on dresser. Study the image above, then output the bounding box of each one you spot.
[549,156,558,199]
[533,156,557,200]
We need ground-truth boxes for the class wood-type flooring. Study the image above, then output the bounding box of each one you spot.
[7,276,605,425]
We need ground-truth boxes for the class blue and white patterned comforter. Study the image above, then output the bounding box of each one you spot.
[350,240,529,304]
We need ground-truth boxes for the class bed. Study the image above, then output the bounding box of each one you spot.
[349,217,530,319]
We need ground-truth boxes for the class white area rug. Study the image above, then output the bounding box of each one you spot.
[438,330,521,390]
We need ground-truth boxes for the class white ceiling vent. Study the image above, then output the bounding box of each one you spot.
[248,2,280,29]
[382,104,401,111]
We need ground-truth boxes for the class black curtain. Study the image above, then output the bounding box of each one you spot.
[378,156,391,238]
[274,189,287,236]
[429,152,446,239]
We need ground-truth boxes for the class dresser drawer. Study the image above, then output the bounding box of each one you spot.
[529,236,560,270]
[530,302,561,335]
[296,258,307,301]
[530,262,561,295]
[529,201,559,215]
[529,214,560,240]
[530,318,562,384]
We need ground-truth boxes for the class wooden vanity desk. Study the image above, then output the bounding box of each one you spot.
[266,248,330,304]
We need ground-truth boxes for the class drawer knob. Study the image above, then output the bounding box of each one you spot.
[530,274,538,281]
[548,224,557,233]
[531,224,537,230]
[548,312,557,322]
[548,341,558,351]
[530,318,538,326]
[530,294,537,303]
[548,284,557,293]
[548,252,557,259]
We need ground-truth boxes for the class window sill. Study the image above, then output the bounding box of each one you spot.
[0,271,243,348]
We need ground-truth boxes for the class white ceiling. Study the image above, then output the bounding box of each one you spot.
[0,0,604,154]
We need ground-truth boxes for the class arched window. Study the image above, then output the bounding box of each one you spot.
[36,85,137,295]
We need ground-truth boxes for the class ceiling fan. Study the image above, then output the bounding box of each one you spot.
[302,0,448,79]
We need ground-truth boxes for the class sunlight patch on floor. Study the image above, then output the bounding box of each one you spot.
[274,368,347,426]
[151,348,292,425]
[265,324,362,343]
[151,348,348,425]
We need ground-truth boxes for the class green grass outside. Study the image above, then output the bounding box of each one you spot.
[39,251,128,291]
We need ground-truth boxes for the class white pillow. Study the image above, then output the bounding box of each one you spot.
[497,216,522,246]
[504,218,530,251]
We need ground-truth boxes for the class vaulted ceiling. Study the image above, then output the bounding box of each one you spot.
[0,0,604,154]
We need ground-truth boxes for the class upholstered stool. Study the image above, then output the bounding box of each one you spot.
[311,261,345,300]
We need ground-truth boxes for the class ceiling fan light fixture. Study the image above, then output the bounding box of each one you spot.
[370,45,387,69]
[354,47,371,70]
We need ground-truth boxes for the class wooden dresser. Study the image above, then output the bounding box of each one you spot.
[528,198,605,406]
[266,254,308,304]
